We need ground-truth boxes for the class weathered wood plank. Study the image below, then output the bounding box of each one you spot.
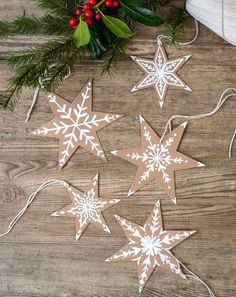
[0,1,235,297]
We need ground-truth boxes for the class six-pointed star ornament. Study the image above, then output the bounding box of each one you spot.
[33,79,122,168]
[111,116,205,203]
[106,200,195,293]
[51,174,120,240]
[130,39,191,108]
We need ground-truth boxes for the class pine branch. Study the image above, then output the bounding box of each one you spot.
[166,6,190,43]
[35,0,68,16]
[7,38,74,68]
[0,20,11,36]
[0,38,85,109]
[41,14,71,34]
[100,38,128,75]
[0,15,70,37]
[0,88,21,111]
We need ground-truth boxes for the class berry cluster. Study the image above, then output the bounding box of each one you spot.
[69,0,120,29]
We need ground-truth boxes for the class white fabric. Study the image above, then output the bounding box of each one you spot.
[186,0,236,46]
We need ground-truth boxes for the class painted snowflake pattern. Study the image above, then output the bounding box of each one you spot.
[106,200,195,293]
[33,79,122,168]
[51,174,120,240]
[130,128,184,184]
[111,116,205,203]
[130,39,191,108]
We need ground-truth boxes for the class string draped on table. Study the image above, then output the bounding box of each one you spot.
[160,88,236,157]
[0,179,69,237]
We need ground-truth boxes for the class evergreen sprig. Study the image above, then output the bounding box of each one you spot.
[100,38,128,75]
[36,0,69,16]
[166,5,190,43]
[0,15,70,36]
[0,0,189,110]
[0,38,84,109]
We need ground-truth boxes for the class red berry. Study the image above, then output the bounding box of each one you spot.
[89,0,97,6]
[69,18,78,28]
[85,10,93,18]
[105,0,112,8]
[95,12,102,21]
[113,0,119,8]
[84,3,91,10]
[75,8,82,16]
[85,17,93,26]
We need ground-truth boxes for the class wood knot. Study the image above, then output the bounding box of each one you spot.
[0,181,18,203]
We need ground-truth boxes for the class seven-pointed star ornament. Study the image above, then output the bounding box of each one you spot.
[130,39,191,108]
[51,174,120,240]
[33,79,122,168]
[111,116,205,204]
[106,200,195,293]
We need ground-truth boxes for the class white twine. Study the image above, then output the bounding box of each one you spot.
[180,261,216,297]
[160,88,236,158]
[25,65,71,122]
[177,18,199,45]
[169,253,216,297]
[229,128,236,158]
[157,18,199,46]
[0,179,70,237]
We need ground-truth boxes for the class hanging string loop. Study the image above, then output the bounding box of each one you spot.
[157,18,199,46]
[0,179,70,237]
[160,88,236,157]
[25,65,71,122]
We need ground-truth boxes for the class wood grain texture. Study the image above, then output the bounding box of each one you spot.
[0,1,235,297]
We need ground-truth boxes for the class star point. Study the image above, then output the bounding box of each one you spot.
[33,80,122,168]
[127,189,134,197]
[172,197,177,205]
[51,175,119,240]
[106,201,195,293]
[110,150,118,156]
[181,121,188,128]
[131,40,191,108]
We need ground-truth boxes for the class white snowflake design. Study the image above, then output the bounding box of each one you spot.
[111,116,205,203]
[51,175,120,240]
[131,40,191,108]
[68,187,108,229]
[34,80,122,168]
[106,200,195,293]
[130,127,183,184]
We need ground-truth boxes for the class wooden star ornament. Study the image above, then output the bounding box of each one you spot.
[106,200,195,293]
[33,79,123,168]
[51,174,120,240]
[111,116,205,203]
[130,39,191,108]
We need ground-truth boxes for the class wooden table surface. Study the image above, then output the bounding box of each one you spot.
[0,1,235,297]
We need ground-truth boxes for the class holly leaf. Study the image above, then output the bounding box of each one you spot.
[120,0,164,26]
[102,14,134,38]
[73,19,90,48]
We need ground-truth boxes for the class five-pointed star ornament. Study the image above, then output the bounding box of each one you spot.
[33,79,123,168]
[130,39,191,108]
[106,200,195,293]
[51,174,120,240]
[111,116,205,204]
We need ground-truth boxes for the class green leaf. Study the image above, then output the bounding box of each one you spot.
[120,0,164,26]
[73,19,90,48]
[102,14,134,38]
[89,30,107,59]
